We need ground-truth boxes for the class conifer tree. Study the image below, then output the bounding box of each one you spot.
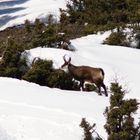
[61,0,140,30]
[24,19,31,33]
[104,82,139,140]
[80,118,103,140]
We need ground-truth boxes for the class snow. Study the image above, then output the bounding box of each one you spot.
[0,0,67,30]
[0,77,108,140]
[0,0,140,140]
[0,30,140,139]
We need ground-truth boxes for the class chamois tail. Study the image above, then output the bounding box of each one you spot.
[99,68,105,77]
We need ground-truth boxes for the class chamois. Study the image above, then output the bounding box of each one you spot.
[61,55,108,96]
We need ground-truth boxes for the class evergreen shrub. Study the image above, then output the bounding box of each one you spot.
[22,59,79,90]
[22,59,53,86]
[104,82,140,140]
[0,39,29,78]
[104,32,126,46]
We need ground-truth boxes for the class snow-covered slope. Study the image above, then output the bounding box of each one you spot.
[0,0,67,30]
[0,31,140,140]
[0,0,140,140]
[0,77,109,140]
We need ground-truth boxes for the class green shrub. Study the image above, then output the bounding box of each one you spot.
[84,24,96,35]
[0,39,29,78]
[135,33,140,49]
[22,59,53,86]
[104,82,140,140]
[22,67,47,85]
[22,59,79,90]
[80,118,94,140]
[47,69,77,90]
[80,118,103,140]
[4,67,18,78]
[85,83,97,92]
[104,32,126,46]
[24,19,32,33]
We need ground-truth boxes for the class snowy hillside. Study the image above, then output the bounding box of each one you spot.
[0,0,140,140]
[0,0,66,30]
[0,31,140,140]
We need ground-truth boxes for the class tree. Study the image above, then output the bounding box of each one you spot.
[24,19,32,33]
[22,59,53,86]
[80,118,103,140]
[0,38,29,78]
[60,0,140,33]
[104,82,140,140]
[34,18,45,34]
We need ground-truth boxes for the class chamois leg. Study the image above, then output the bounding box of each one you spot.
[80,81,85,91]
[101,83,108,97]
[97,85,102,96]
